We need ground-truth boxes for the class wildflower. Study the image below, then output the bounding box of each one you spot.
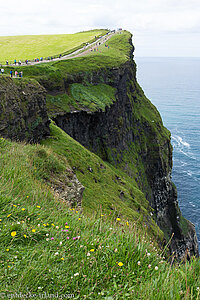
[197,287,200,291]
[147,253,151,257]
[155,266,158,271]
[17,221,20,224]
[51,223,55,226]
[61,257,64,260]
[116,218,121,221]
[126,221,129,226]
[118,262,123,267]
[137,261,141,266]
[24,234,27,238]
[65,226,69,229]
[56,226,59,229]
[11,231,16,237]
[114,248,118,252]
[32,229,36,233]
[60,241,62,245]
[55,252,59,255]
[67,237,69,240]
[21,208,25,211]
[27,196,29,198]
[13,205,17,207]
[37,224,40,227]
[7,214,11,218]
[148,264,151,269]
[6,249,9,251]
[46,238,49,241]
[74,273,79,276]
[43,224,46,227]
[8,266,11,268]
[87,252,91,257]
[36,206,41,208]
[0,219,2,221]
[101,214,104,217]
[76,211,78,213]
[78,218,81,220]
[51,237,54,240]
[90,249,95,252]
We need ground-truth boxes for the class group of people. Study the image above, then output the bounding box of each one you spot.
[5,54,63,66]
[10,70,23,78]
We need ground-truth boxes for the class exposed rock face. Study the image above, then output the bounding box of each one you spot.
[0,77,50,142]
[52,50,199,259]
[50,168,85,208]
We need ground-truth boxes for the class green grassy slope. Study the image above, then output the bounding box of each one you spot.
[1,128,200,299]
[0,29,108,64]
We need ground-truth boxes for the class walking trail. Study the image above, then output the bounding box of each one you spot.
[6,32,116,67]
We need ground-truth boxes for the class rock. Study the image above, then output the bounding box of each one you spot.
[0,77,49,142]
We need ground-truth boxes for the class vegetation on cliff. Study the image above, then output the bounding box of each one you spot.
[0,30,199,298]
[0,29,108,64]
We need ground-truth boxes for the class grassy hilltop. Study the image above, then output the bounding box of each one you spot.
[0,29,107,64]
[0,30,200,299]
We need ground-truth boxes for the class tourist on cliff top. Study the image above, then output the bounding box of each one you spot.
[15,71,18,78]
[6,60,8,65]
[14,59,17,65]
[10,70,13,77]
[1,68,4,75]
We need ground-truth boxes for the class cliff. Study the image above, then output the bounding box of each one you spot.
[45,40,198,260]
[0,31,198,260]
[0,77,50,142]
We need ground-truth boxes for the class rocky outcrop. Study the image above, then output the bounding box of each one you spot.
[51,47,199,260]
[0,77,50,142]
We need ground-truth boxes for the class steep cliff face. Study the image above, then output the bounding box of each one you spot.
[51,54,199,259]
[0,77,50,142]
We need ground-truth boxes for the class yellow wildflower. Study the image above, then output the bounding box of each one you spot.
[24,234,27,238]
[61,257,64,260]
[90,249,95,252]
[118,262,123,267]
[65,226,69,229]
[6,249,9,251]
[51,223,55,226]
[116,218,121,221]
[32,229,36,233]
[126,221,129,226]
[21,208,25,211]
[36,205,41,208]
[11,231,16,237]
[13,205,17,207]
[7,214,11,218]
[0,219,2,221]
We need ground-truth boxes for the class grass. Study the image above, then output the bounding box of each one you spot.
[0,29,108,64]
[47,83,117,115]
[0,133,200,299]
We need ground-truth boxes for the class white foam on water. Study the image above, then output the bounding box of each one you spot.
[172,135,190,148]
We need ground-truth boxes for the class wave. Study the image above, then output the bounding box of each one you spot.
[172,135,190,148]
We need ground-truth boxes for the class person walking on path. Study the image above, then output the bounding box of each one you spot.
[15,71,18,78]
[1,68,4,75]
[10,70,13,77]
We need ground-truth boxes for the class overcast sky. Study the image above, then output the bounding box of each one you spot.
[0,0,200,56]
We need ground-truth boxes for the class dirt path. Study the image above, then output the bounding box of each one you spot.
[5,32,115,67]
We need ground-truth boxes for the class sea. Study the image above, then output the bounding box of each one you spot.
[135,57,200,244]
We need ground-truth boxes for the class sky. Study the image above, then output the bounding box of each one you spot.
[0,0,200,57]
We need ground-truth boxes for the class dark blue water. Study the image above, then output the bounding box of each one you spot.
[136,57,200,243]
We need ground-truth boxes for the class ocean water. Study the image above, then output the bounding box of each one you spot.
[135,57,200,243]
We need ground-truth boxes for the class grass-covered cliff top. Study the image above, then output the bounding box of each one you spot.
[3,30,133,77]
[0,29,108,64]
